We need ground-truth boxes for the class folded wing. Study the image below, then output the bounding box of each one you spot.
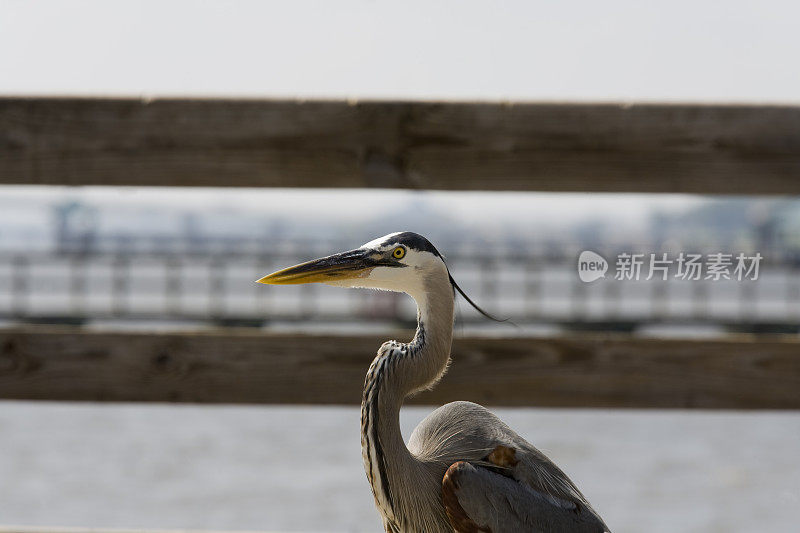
[442,461,609,533]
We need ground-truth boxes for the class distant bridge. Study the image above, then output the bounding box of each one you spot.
[1,249,797,334]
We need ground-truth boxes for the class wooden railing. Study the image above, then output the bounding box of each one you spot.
[3,97,800,194]
[0,97,799,411]
[1,327,798,409]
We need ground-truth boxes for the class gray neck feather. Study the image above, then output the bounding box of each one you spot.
[361,273,455,529]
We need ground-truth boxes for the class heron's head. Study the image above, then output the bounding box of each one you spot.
[256,232,447,298]
[257,231,502,320]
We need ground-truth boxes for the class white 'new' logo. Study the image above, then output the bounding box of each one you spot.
[578,251,608,282]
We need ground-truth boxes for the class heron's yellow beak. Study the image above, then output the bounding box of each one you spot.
[256,249,377,285]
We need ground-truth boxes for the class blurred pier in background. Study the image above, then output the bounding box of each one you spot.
[1,247,799,334]
[2,97,800,412]
[2,96,799,407]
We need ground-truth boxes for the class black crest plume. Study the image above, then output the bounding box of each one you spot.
[448,273,508,323]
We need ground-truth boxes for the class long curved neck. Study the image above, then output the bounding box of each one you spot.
[361,274,454,527]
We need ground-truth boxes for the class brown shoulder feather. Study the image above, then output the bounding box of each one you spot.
[442,462,492,533]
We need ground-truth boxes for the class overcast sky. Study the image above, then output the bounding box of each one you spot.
[0,186,704,232]
[2,0,799,102]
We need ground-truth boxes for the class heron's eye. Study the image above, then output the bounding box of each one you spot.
[392,247,406,259]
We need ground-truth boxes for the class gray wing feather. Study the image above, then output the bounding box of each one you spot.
[410,402,610,531]
[444,461,608,533]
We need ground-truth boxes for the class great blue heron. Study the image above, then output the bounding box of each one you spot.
[257,232,609,532]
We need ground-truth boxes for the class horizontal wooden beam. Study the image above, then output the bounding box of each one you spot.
[2,97,800,193]
[0,327,798,409]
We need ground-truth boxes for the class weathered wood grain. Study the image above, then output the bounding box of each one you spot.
[0,327,798,408]
[2,97,800,193]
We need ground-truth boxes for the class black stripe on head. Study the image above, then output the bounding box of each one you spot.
[381,232,442,257]
[376,231,508,323]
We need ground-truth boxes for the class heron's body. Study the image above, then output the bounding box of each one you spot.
[259,232,609,532]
